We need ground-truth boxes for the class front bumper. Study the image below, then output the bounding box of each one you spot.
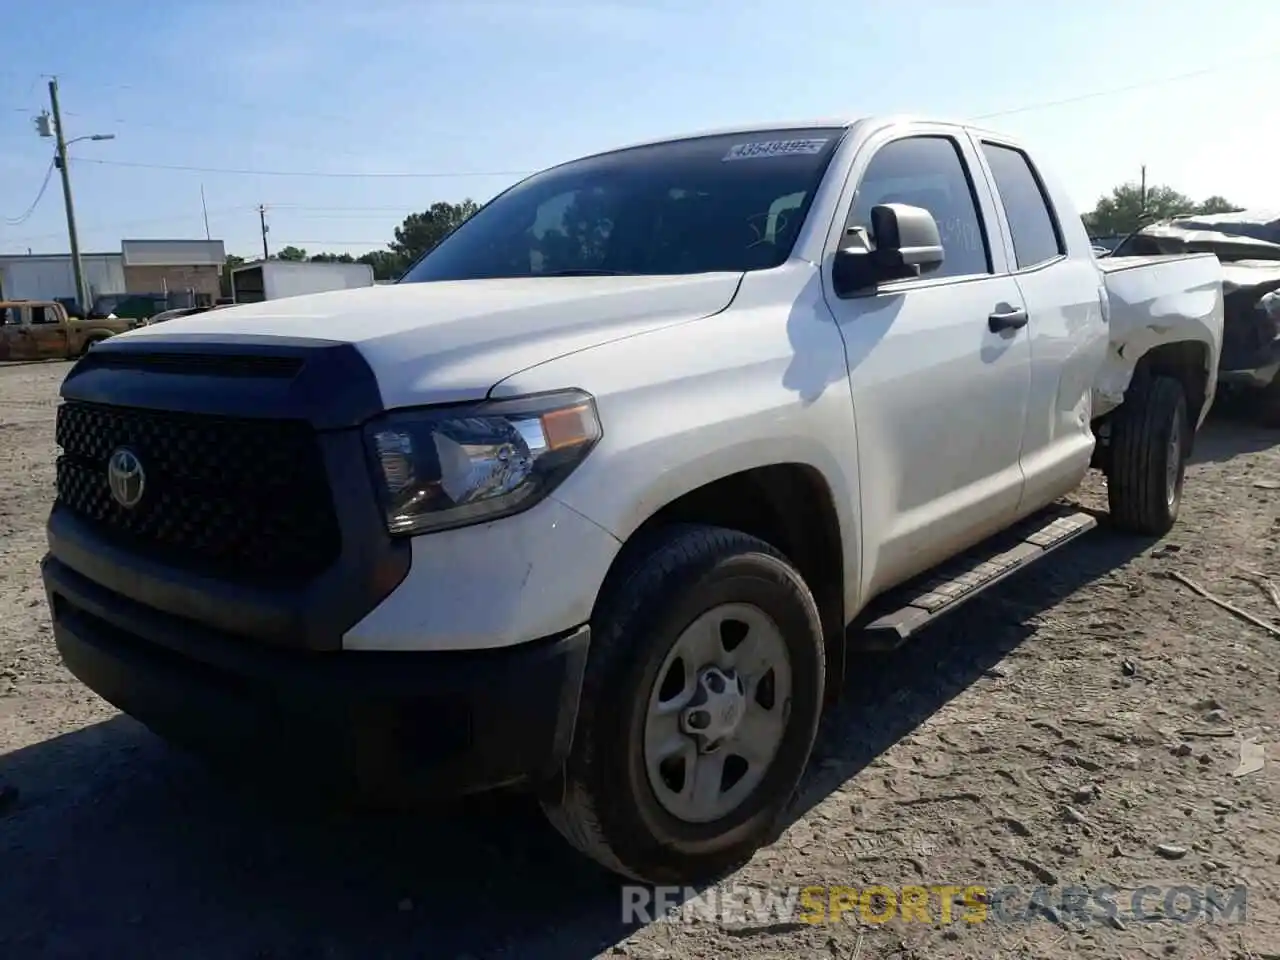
[43,555,590,801]
[44,335,600,800]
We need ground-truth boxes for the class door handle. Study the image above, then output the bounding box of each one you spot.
[988,306,1029,333]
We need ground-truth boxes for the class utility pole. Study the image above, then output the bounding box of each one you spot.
[39,79,113,312]
[200,184,211,240]
[258,204,269,259]
[1139,165,1147,216]
[48,77,87,312]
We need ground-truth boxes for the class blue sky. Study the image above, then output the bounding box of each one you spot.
[3,0,1278,259]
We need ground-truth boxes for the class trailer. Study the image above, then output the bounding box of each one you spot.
[229,260,375,303]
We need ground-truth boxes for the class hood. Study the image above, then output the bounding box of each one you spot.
[117,273,743,406]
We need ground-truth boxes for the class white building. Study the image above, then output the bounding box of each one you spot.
[0,252,124,301]
[0,239,226,306]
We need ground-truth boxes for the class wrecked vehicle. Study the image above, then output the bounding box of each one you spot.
[1114,210,1280,425]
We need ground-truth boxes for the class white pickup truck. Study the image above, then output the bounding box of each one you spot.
[42,116,1222,884]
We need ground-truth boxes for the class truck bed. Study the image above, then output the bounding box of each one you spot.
[1092,252,1224,423]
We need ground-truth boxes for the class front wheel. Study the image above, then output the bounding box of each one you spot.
[1106,374,1189,536]
[541,524,825,884]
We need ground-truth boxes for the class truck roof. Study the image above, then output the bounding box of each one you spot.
[610,117,856,151]
[551,115,1017,169]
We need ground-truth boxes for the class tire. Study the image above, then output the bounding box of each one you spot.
[540,524,825,884]
[1106,373,1189,536]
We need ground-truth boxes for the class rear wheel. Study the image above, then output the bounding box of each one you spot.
[1106,374,1189,536]
[540,524,825,884]
[79,335,108,357]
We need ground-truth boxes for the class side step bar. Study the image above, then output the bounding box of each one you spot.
[851,506,1098,651]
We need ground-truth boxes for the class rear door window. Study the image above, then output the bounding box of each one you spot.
[980,142,1065,270]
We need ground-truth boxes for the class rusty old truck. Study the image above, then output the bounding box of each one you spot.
[0,300,139,361]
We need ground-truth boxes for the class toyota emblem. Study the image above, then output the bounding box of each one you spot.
[107,447,146,509]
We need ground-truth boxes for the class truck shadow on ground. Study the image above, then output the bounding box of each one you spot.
[0,522,1155,960]
[1190,402,1278,465]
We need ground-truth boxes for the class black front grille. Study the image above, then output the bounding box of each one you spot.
[55,400,341,585]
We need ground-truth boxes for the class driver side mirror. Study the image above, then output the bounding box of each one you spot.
[832,203,945,297]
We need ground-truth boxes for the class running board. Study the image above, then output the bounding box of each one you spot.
[852,506,1098,650]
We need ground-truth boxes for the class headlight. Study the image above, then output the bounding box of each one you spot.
[363,389,602,536]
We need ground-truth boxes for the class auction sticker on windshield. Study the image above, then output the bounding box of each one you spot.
[723,138,829,161]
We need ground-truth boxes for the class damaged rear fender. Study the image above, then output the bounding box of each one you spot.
[1093,253,1224,426]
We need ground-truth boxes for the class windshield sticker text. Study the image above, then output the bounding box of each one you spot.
[723,139,829,162]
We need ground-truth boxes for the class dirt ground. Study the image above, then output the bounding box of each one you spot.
[1,358,1278,960]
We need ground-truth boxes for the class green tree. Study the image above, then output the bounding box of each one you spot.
[390,199,480,265]
[219,253,245,298]
[1084,184,1193,236]
[1196,195,1243,216]
[235,198,485,283]
[535,188,612,273]
[1083,183,1244,236]
[357,249,404,281]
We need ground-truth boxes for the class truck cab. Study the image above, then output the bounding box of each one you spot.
[0,299,137,361]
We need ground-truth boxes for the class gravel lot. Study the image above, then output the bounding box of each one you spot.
[1,359,1278,959]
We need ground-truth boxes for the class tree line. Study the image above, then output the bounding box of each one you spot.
[220,199,480,293]
[220,181,1249,294]
[1080,183,1242,238]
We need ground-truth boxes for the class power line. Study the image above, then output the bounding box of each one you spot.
[0,205,259,245]
[29,75,401,137]
[4,159,56,225]
[16,55,1276,187]
[969,52,1280,121]
[271,239,388,246]
[75,157,535,179]
[7,54,1278,252]
[3,107,423,165]
[0,204,415,245]
[253,209,410,219]
[61,58,1280,181]
[266,204,416,213]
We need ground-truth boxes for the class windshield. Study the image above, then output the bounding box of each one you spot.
[400,128,846,282]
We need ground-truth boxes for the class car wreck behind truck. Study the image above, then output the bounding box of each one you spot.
[1113,209,1280,424]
